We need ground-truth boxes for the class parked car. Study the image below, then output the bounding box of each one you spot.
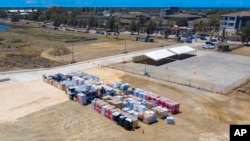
[211,39,218,42]
[203,41,215,49]
[200,36,207,40]
[186,37,192,43]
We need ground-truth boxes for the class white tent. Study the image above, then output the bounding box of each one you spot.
[168,46,196,55]
[133,49,176,65]
[144,49,176,61]
[133,46,196,65]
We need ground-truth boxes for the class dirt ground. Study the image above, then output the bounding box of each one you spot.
[41,38,176,63]
[230,46,250,56]
[0,79,68,122]
[0,25,175,71]
[0,68,250,141]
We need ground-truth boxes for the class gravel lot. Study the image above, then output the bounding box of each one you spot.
[112,50,250,93]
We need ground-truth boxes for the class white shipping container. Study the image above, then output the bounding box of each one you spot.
[91,99,96,110]
[101,105,108,116]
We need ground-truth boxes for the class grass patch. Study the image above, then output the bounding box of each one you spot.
[10,38,23,43]
[13,28,86,41]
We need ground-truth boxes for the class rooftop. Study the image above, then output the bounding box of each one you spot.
[221,11,250,17]
[164,13,202,18]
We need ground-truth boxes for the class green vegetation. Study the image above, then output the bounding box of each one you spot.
[10,38,23,43]
[241,21,250,45]
[11,13,19,23]
[0,9,7,18]
[28,10,46,21]
[169,18,188,27]
[207,14,220,32]
[129,20,138,33]
[175,18,188,27]
[193,21,207,32]
[14,28,85,41]
[72,36,85,40]
[145,20,156,34]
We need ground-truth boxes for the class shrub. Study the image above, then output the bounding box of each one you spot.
[11,38,23,43]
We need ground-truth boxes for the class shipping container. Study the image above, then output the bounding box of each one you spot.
[166,116,175,125]
[123,118,133,130]
[77,93,87,105]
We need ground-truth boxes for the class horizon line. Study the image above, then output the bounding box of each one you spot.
[0,6,250,9]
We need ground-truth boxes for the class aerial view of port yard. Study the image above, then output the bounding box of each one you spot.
[0,0,250,141]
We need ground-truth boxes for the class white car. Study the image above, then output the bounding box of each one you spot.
[203,42,215,49]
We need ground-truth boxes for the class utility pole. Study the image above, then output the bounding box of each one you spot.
[161,36,164,47]
[71,43,75,64]
[144,62,148,76]
[123,36,128,53]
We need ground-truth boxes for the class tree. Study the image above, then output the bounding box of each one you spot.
[145,20,156,34]
[38,13,46,22]
[46,7,67,22]
[241,21,250,45]
[70,9,81,18]
[129,20,137,33]
[11,13,19,23]
[53,17,61,28]
[0,9,7,18]
[46,7,68,28]
[207,14,220,32]
[158,20,163,27]
[175,18,188,27]
[164,27,171,38]
[114,19,120,33]
[137,15,145,28]
[88,16,96,28]
[106,16,115,31]
[28,11,39,21]
[97,21,104,28]
[194,21,207,32]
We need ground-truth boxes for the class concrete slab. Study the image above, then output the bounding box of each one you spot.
[112,51,250,93]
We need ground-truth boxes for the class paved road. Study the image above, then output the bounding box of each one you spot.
[0,43,202,87]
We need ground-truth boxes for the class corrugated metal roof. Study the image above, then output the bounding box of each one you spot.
[168,46,195,55]
[144,49,175,61]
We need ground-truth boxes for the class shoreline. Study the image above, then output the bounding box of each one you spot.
[0,19,40,28]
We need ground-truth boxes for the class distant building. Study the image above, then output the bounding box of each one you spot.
[119,14,148,29]
[102,10,120,17]
[220,11,250,30]
[76,15,107,28]
[147,13,161,18]
[160,7,180,16]
[136,35,153,42]
[119,14,137,27]
[162,13,202,21]
[6,9,37,18]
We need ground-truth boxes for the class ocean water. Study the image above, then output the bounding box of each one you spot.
[0,25,11,30]
[0,0,249,8]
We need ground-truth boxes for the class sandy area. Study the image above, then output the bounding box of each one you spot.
[231,46,250,56]
[0,68,250,141]
[84,67,125,84]
[0,79,68,122]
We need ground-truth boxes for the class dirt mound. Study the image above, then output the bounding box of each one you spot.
[49,46,71,56]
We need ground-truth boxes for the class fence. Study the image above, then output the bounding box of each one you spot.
[224,77,250,94]
[100,56,249,95]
